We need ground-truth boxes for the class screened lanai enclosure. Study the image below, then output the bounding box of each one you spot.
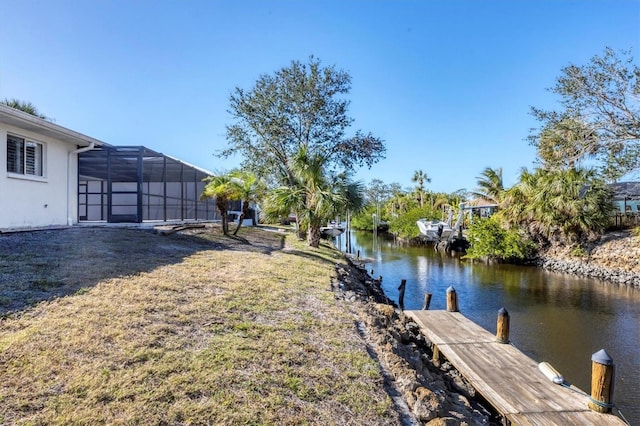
[78,146,222,223]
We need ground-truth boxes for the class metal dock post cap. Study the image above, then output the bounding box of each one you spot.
[446,286,455,293]
[498,307,508,315]
[591,349,613,365]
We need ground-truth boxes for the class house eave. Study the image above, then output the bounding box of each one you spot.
[0,104,108,148]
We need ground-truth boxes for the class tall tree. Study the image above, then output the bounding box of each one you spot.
[365,179,387,220]
[1,98,48,119]
[411,170,431,207]
[222,57,386,185]
[529,48,640,180]
[535,118,598,171]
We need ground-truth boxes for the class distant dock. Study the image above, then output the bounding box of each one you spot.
[405,310,626,425]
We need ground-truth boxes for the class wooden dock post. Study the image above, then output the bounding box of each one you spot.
[432,345,441,365]
[356,249,360,259]
[496,307,510,344]
[446,286,458,312]
[422,293,432,310]
[398,279,406,309]
[588,349,615,413]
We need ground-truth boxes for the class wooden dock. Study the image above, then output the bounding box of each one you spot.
[405,310,626,425]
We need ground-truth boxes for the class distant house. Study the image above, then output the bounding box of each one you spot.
[1,104,220,231]
[464,197,499,222]
[0,104,105,230]
[609,182,640,214]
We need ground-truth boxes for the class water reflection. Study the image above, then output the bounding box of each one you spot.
[336,231,640,425]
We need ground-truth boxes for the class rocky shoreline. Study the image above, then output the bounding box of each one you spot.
[334,257,495,425]
[537,230,640,288]
[334,230,640,424]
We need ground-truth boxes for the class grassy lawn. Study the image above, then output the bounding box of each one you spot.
[0,225,396,425]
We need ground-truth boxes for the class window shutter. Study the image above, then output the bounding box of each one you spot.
[25,142,43,176]
[7,135,24,174]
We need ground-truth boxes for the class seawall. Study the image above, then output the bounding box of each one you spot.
[538,230,640,288]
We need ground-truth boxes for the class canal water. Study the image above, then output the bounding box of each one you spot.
[337,231,640,425]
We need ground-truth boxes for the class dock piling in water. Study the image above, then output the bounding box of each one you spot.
[589,349,615,413]
[446,286,458,312]
[422,293,432,310]
[398,279,406,310]
[496,307,510,344]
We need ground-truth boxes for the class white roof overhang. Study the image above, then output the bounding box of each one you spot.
[0,104,107,148]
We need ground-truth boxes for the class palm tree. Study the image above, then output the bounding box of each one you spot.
[332,174,365,253]
[201,172,242,235]
[411,170,431,207]
[229,170,265,235]
[470,167,504,205]
[500,167,612,246]
[266,147,346,248]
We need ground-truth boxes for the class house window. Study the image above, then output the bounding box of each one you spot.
[7,134,43,176]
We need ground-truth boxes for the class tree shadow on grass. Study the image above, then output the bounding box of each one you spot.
[279,237,345,265]
[281,248,341,266]
[182,226,286,255]
[0,225,286,316]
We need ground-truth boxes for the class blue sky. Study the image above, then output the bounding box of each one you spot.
[1,0,638,193]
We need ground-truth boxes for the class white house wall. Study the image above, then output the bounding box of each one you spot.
[0,124,79,229]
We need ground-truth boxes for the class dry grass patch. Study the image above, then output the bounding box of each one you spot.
[0,226,396,425]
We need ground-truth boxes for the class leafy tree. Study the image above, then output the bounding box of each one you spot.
[222,57,386,185]
[384,191,416,219]
[535,118,598,171]
[470,167,504,204]
[201,172,243,235]
[365,179,390,227]
[464,217,534,262]
[529,48,640,180]
[365,179,388,206]
[1,98,48,119]
[448,189,469,208]
[351,204,380,231]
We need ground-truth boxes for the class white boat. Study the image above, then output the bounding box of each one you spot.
[417,201,499,243]
[416,219,453,241]
[321,221,345,237]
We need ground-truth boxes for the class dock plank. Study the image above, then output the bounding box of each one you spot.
[405,310,625,425]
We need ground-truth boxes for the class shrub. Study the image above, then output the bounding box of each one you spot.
[351,205,381,231]
[464,217,535,262]
[388,206,440,239]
